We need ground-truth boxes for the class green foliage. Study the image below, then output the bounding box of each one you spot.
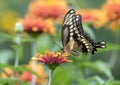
[36,34,54,54]
[0,78,29,85]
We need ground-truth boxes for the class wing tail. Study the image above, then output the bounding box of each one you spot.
[95,42,106,48]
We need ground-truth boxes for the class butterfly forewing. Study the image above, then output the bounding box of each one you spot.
[62,9,75,47]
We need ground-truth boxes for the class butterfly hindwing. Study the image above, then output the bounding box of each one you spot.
[74,14,106,54]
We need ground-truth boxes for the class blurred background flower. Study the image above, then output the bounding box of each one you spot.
[77,9,107,28]
[29,0,68,19]
[1,68,14,78]
[21,15,56,36]
[102,0,120,30]
[20,61,47,85]
[22,16,47,33]
[1,61,47,85]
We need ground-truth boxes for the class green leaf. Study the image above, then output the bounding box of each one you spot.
[88,75,105,84]
[0,32,13,43]
[0,49,14,64]
[83,61,113,79]
[53,63,82,85]
[105,80,120,85]
[0,78,29,85]
[83,24,96,40]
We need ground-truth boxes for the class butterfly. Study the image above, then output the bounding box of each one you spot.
[61,9,106,55]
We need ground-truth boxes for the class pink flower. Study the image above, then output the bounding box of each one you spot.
[29,0,68,19]
[32,51,72,70]
[22,16,47,33]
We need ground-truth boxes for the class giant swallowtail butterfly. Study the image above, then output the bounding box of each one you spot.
[61,9,106,55]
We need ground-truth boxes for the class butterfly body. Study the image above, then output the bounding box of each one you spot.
[61,9,106,55]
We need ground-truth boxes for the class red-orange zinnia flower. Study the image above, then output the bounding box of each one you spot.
[21,15,56,36]
[32,51,72,70]
[29,0,68,19]
[22,16,47,33]
[102,0,120,30]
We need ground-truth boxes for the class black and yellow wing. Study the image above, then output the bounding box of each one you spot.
[61,9,106,55]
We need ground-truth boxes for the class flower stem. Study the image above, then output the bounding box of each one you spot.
[14,33,21,67]
[31,41,37,85]
[48,69,54,85]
